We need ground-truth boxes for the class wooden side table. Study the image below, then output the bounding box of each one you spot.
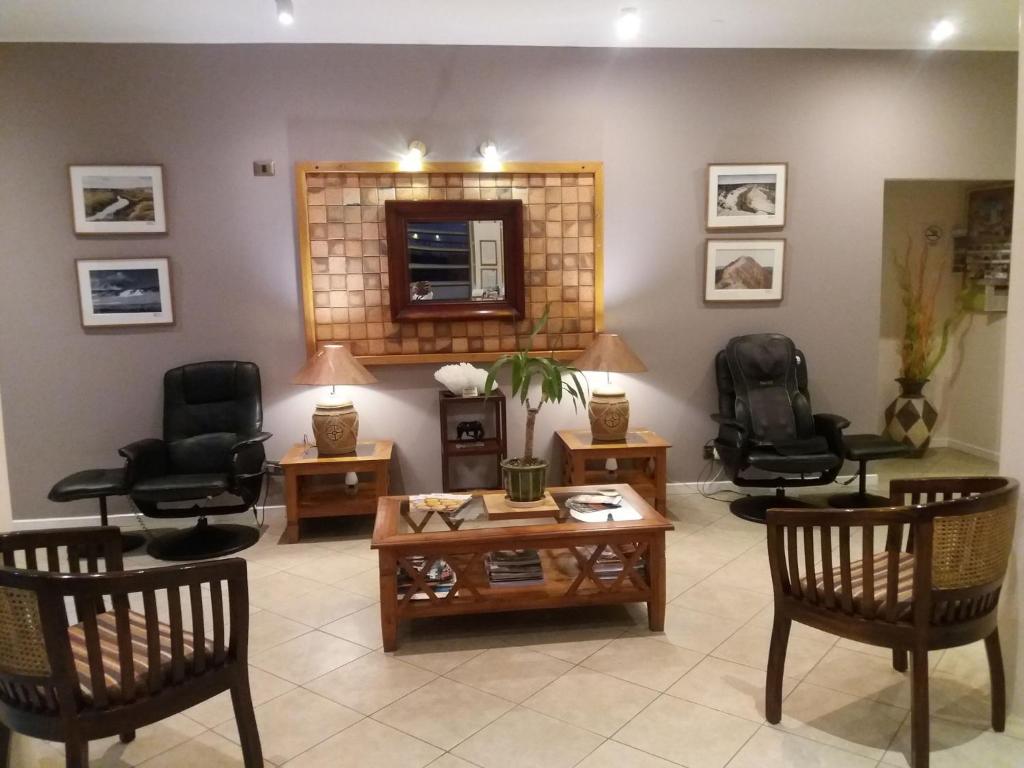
[280,440,393,543]
[556,429,671,513]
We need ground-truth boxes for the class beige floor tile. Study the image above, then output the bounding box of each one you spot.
[452,707,603,768]
[426,756,480,768]
[336,567,384,599]
[321,604,384,649]
[305,651,437,714]
[391,636,491,675]
[87,713,206,766]
[523,667,658,736]
[775,681,908,759]
[183,666,296,727]
[728,726,876,768]
[671,581,772,622]
[498,623,626,664]
[282,717,442,768]
[250,629,371,684]
[803,647,912,707]
[881,715,1024,767]
[701,554,774,595]
[711,619,835,679]
[613,694,758,768]
[581,634,703,691]
[446,647,573,702]
[373,677,513,750]
[633,604,745,654]
[246,609,313,655]
[214,687,362,765]
[284,551,377,585]
[575,739,678,768]
[266,586,375,628]
[136,730,273,768]
[666,656,797,723]
[248,572,327,612]
[10,735,67,767]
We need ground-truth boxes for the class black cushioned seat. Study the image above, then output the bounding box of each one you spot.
[48,469,128,502]
[131,474,231,504]
[828,433,912,508]
[48,469,144,551]
[711,333,849,522]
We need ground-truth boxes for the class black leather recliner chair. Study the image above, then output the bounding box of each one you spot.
[712,333,849,522]
[120,361,271,560]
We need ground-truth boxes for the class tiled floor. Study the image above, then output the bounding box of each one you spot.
[14,449,1023,767]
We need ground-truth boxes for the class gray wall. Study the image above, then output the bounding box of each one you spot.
[0,44,1016,521]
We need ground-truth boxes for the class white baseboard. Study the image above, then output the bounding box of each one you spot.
[9,505,287,532]
[668,473,878,496]
[936,437,1000,464]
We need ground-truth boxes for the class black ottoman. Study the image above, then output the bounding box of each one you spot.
[828,434,912,508]
[48,469,145,551]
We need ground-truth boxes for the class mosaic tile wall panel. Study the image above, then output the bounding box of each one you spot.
[300,168,601,363]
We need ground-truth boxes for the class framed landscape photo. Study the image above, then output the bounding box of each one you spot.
[69,164,167,235]
[705,239,785,302]
[706,162,787,230]
[76,257,174,327]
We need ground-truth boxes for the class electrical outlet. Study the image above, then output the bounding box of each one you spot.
[253,160,276,177]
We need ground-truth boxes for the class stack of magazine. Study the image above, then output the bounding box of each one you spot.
[485,549,544,587]
[585,544,646,582]
[398,556,456,600]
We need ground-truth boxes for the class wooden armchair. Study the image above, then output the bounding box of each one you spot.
[765,476,1017,768]
[0,526,262,767]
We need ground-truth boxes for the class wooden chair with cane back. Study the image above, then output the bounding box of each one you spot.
[764,476,1017,768]
[0,526,262,767]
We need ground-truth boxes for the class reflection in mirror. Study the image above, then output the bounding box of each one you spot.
[407,220,505,303]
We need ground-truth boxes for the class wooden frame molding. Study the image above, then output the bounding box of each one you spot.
[295,161,605,366]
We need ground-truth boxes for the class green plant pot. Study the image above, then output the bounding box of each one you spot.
[501,459,548,503]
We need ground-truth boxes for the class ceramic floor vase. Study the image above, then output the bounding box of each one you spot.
[885,378,937,458]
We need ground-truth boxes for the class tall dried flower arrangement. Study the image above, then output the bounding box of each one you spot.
[894,236,967,381]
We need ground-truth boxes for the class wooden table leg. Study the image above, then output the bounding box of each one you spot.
[571,454,586,487]
[654,448,668,514]
[647,534,666,631]
[379,552,399,651]
[284,469,300,544]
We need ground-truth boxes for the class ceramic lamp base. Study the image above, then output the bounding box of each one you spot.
[312,401,359,455]
[589,388,629,442]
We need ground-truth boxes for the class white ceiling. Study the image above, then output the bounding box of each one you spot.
[0,0,1017,50]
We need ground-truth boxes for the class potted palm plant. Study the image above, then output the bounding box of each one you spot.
[484,307,587,503]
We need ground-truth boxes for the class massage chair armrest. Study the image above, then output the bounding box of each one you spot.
[813,413,851,455]
[118,438,168,485]
[231,431,272,453]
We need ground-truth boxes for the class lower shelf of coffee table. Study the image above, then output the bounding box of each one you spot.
[389,547,651,618]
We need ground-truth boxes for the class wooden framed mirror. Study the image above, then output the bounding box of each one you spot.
[384,199,525,322]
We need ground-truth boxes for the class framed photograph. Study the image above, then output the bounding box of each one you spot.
[76,258,174,327]
[706,163,787,230]
[69,165,167,235]
[705,239,785,302]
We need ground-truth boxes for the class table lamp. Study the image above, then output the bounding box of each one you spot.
[573,333,647,441]
[292,344,378,455]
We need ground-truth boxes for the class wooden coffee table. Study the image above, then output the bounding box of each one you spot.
[371,484,673,651]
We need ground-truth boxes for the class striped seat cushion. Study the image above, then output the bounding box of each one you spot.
[802,551,915,620]
[67,610,213,702]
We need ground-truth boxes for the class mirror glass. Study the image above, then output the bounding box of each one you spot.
[406,219,505,303]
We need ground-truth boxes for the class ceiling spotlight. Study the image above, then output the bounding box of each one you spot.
[930,19,956,44]
[276,0,294,26]
[616,7,641,41]
[479,141,501,171]
[399,140,427,172]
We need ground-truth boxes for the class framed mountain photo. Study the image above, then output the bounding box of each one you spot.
[704,239,785,302]
[69,164,167,234]
[706,162,787,230]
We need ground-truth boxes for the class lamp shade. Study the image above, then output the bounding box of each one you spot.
[573,333,647,373]
[292,344,378,386]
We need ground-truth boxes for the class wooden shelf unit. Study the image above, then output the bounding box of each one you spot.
[438,390,507,492]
